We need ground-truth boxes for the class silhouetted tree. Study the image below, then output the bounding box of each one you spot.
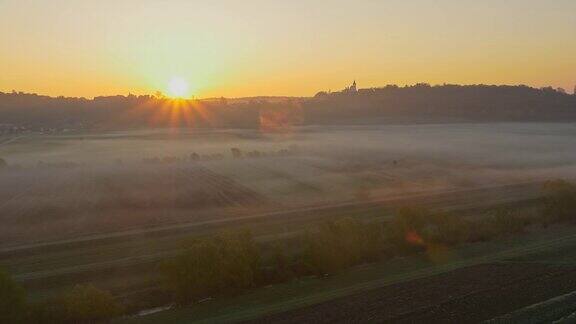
[1,85,575,130]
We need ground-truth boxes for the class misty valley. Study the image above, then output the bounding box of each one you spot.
[1,123,575,244]
[1,1,576,321]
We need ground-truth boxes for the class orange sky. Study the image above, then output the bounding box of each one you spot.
[1,0,575,98]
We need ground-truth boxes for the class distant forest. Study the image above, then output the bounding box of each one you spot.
[1,84,575,131]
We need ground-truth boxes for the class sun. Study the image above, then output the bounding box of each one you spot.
[167,77,190,98]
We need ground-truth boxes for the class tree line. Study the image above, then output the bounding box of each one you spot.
[1,84,575,130]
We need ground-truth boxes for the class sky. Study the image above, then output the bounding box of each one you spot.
[0,0,575,98]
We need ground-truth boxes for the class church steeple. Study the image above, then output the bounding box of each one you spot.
[341,80,358,94]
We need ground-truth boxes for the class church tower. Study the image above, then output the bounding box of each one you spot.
[341,80,358,94]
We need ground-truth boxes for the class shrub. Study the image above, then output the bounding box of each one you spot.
[303,217,385,275]
[62,285,123,322]
[161,230,260,304]
[490,209,527,234]
[30,284,123,323]
[428,212,470,245]
[259,243,298,283]
[0,268,27,324]
[541,179,576,223]
[268,243,295,281]
[389,207,469,248]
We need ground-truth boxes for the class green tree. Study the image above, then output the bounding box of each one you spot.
[0,268,27,324]
[542,180,576,223]
[426,211,470,245]
[387,207,432,252]
[162,230,260,304]
[63,284,123,322]
[488,209,527,235]
[389,207,469,248]
[269,243,294,281]
[31,284,123,323]
[304,217,385,275]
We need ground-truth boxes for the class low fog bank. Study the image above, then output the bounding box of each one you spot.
[4,123,576,168]
[0,122,575,243]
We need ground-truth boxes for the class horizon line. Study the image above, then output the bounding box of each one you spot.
[2,82,574,101]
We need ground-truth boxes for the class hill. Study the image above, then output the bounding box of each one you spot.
[1,84,575,132]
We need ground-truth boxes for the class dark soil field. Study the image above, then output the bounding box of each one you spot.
[246,263,576,323]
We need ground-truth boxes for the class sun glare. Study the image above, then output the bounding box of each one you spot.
[167,77,190,98]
